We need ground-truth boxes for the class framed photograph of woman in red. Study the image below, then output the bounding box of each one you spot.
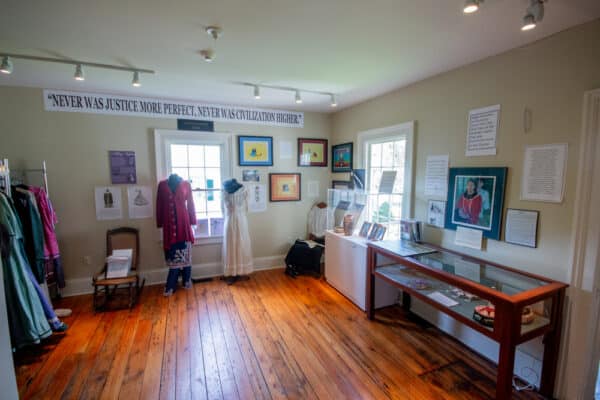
[298,138,328,167]
[444,167,507,240]
[269,173,301,202]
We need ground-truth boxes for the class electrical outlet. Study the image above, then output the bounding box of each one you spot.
[83,256,91,265]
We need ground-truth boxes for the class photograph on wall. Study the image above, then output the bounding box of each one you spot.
[332,142,353,173]
[427,200,446,228]
[242,169,260,182]
[444,167,507,240]
[269,173,301,202]
[298,138,328,167]
[109,150,137,184]
[95,186,122,220]
[238,136,273,166]
[127,186,153,219]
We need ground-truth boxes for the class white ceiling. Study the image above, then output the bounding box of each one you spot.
[1,1,599,113]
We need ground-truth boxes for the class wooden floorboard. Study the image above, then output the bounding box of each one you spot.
[13,270,545,400]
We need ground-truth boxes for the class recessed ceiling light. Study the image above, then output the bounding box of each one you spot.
[0,56,12,74]
[463,0,481,14]
[74,64,84,81]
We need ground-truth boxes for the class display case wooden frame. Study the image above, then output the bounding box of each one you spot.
[366,241,568,400]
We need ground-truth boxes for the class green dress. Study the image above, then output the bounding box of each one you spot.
[0,193,51,348]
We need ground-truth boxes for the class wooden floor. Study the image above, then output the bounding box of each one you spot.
[14,270,545,400]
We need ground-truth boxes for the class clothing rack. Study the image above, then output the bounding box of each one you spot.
[0,159,11,197]
[11,160,50,197]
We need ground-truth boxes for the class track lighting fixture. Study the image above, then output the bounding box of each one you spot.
[521,14,536,31]
[132,71,141,87]
[521,0,544,31]
[74,64,84,81]
[239,82,338,107]
[0,56,12,74]
[0,52,154,84]
[463,0,482,14]
[330,94,338,107]
[200,49,215,63]
[295,90,302,104]
[253,85,261,99]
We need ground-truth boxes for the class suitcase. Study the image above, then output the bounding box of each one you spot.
[284,240,324,278]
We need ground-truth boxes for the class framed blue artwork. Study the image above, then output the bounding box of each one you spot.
[332,142,353,173]
[444,167,507,240]
[238,136,273,166]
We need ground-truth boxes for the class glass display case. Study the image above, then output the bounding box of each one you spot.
[366,240,568,399]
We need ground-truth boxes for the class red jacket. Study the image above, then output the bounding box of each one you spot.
[156,180,196,249]
[457,193,482,225]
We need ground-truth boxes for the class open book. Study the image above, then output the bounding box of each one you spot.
[106,248,133,278]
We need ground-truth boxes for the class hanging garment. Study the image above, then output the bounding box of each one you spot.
[222,187,253,277]
[30,186,65,288]
[12,187,46,283]
[0,193,52,348]
[156,178,196,249]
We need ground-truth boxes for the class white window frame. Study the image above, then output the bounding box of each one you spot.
[357,121,415,220]
[154,129,233,245]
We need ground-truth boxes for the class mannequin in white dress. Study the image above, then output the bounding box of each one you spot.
[222,179,254,284]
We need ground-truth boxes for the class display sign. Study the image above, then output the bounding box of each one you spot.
[43,89,304,128]
[109,150,136,184]
[177,119,214,132]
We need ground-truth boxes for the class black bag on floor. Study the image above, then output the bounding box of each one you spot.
[284,240,324,278]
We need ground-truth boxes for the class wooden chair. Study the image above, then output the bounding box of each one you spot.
[92,227,145,310]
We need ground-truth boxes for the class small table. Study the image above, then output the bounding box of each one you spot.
[366,240,568,399]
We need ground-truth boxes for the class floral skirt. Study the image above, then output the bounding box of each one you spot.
[164,241,191,269]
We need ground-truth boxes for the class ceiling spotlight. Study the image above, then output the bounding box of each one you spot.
[253,85,261,99]
[521,14,536,31]
[463,0,481,14]
[205,26,223,40]
[0,56,12,74]
[330,94,338,107]
[200,49,215,63]
[74,64,84,81]
[132,71,141,87]
[295,90,302,104]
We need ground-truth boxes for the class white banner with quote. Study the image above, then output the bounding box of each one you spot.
[43,89,304,128]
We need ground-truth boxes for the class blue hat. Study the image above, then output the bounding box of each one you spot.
[223,179,243,193]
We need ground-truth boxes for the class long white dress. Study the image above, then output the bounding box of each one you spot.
[222,187,254,276]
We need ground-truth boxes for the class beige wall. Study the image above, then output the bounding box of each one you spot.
[0,86,331,281]
[332,19,600,283]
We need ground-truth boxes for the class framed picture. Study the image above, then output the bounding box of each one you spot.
[332,180,352,190]
[374,225,387,241]
[427,200,446,228]
[505,208,539,248]
[298,138,328,167]
[368,223,382,240]
[242,169,260,182]
[359,222,373,237]
[332,142,353,173]
[444,167,507,240]
[269,173,301,202]
[238,136,273,166]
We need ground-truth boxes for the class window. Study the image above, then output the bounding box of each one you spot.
[155,130,232,243]
[358,122,414,240]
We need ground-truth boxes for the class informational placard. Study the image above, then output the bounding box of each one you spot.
[505,209,539,248]
[109,151,136,184]
[44,89,304,128]
[455,226,483,250]
[424,154,449,198]
[427,200,446,228]
[127,186,153,219]
[379,170,397,194]
[279,140,293,159]
[521,143,568,203]
[466,104,500,156]
[247,183,267,213]
[95,186,122,220]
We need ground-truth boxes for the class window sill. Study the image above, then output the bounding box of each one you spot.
[193,236,223,246]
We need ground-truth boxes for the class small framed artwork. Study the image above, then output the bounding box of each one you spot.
[427,200,446,228]
[374,225,387,241]
[332,142,353,173]
[332,180,352,190]
[242,169,260,182]
[298,138,328,167]
[238,136,273,166]
[505,208,539,248]
[359,222,373,237]
[444,167,507,240]
[368,223,384,240]
[269,173,301,202]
